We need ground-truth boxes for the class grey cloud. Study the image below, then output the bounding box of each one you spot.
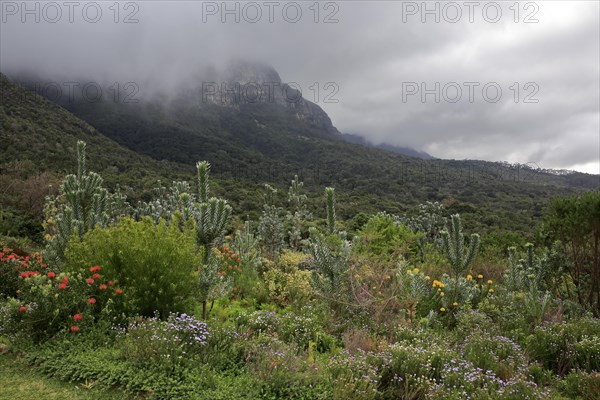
[1,0,598,173]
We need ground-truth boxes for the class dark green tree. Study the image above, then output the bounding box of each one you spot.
[544,191,600,312]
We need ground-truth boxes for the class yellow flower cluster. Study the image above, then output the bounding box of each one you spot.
[432,280,445,288]
[477,274,484,279]
[466,274,473,280]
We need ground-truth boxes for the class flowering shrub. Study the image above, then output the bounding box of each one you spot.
[278,310,324,350]
[526,318,600,374]
[560,371,600,400]
[117,312,209,371]
[328,349,381,400]
[264,264,312,307]
[461,333,527,381]
[436,273,492,314]
[237,310,281,334]
[377,343,448,399]
[218,246,242,275]
[427,357,550,399]
[1,260,124,343]
[65,216,197,318]
[0,248,45,298]
[243,334,331,399]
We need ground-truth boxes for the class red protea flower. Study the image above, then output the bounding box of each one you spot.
[86,278,94,284]
[19,306,27,312]
[70,325,80,333]
[47,272,56,279]
[99,284,107,290]
[89,266,101,273]
[115,289,123,295]
[92,273,101,279]
[73,313,83,321]
[87,298,96,304]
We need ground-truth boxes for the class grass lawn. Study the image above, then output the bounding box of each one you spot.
[0,352,128,400]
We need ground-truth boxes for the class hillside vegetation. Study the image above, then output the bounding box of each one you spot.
[0,142,599,399]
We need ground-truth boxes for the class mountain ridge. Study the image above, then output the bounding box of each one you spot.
[1,69,598,239]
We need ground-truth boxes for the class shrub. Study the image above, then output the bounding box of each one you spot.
[461,332,527,381]
[278,309,323,349]
[328,349,380,400]
[116,313,209,371]
[354,214,422,262]
[199,324,246,371]
[264,253,313,307]
[238,310,281,335]
[244,334,332,399]
[64,215,197,317]
[377,343,448,400]
[1,262,124,343]
[560,371,600,400]
[525,318,600,374]
[429,357,550,399]
[0,247,44,298]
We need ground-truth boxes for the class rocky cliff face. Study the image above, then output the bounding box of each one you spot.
[190,60,341,136]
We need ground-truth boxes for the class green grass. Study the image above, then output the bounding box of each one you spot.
[0,352,128,400]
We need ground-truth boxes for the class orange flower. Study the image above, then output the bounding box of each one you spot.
[92,273,101,279]
[87,298,96,304]
[108,281,114,286]
[19,306,27,312]
[58,283,67,290]
[73,313,83,321]
[47,271,56,279]
[89,266,101,273]
[86,278,94,284]
[99,284,107,290]
[115,289,123,295]
[70,325,80,333]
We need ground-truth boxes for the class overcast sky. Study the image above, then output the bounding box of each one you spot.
[1,1,599,174]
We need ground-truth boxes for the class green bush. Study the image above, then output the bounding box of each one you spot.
[65,216,197,317]
[116,313,209,371]
[199,324,246,372]
[278,309,325,350]
[355,214,422,262]
[525,318,600,374]
[461,332,527,381]
[1,260,124,343]
[0,247,44,299]
[560,371,600,400]
[328,349,380,400]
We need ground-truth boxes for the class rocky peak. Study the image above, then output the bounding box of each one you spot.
[195,60,340,136]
